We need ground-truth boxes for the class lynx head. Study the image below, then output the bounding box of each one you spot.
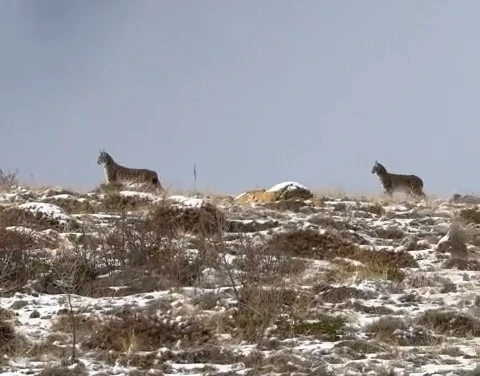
[97,149,112,165]
[371,160,387,176]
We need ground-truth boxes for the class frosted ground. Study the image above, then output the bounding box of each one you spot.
[2,182,480,375]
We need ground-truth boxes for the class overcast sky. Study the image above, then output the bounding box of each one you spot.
[1,1,479,196]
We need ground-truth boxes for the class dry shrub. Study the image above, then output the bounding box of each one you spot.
[0,318,27,361]
[276,313,347,341]
[334,339,387,358]
[93,182,122,194]
[225,285,339,343]
[417,309,480,337]
[343,301,394,315]
[306,214,346,230]
[0,168,19,189]
[0,308,13,320]
[44,197,95,214]
[265,229,417,280]
[154,346,244,366]
[248,351,331,375]
[0,228,50,293]
[96,193,152,213]
[374,226,405,240]
[264,229,357,259]
[38,363,88,376]
[366,316,440,346]
[460,208,480,224]
[226,219,280,233]
[147,200,225,237]
[366,316,405,342]
[261,200,311,213]
[337,260,407,282]
[27,334,69,360]
[226,285,298,342]
[314,284,377,303]
[235,241,307,285]
[93,214,221,294]
[442,257,480,271]
[80,309,213,352]
[360,203,385,217]
[0,206,53,230]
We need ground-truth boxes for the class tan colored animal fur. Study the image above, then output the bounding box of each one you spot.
[97,150,163,190]
[371,160,426,199]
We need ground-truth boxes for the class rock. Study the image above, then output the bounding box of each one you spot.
[235,181,313,204]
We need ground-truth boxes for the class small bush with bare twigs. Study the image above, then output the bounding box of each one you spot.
[0,315,28,363]
[0,228,51,294]
[0,168,19,189]
[86,201,225,294]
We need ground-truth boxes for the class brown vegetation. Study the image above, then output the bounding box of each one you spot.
[417,309,480,337]
[459,208,480,225]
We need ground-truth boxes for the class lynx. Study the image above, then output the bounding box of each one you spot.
[371,160,426,199]
[97,150,163,190]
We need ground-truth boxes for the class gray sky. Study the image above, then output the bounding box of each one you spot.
[1,1,479,196]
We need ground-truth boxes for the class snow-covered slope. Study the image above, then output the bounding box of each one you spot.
[1,185,480,376]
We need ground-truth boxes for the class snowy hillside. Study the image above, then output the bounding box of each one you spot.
[1,183,480,376]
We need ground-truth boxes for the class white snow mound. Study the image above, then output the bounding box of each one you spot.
[266,181,309,193]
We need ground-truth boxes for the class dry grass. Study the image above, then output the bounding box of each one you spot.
[234,240,308,285]
[43,197,95,214]
[224,285,303,342]
[366,316,441,346]
[222,282,347,343]
[0,318,28,362]
[0,228,51,293]
[276,313,347,341]
[460,208,480,225]
[149,200,225,237]
[335,260,407,282]
[65,203,227,296]
[0,206,56,230]
[417,309,480,337]
[96,193,153,213]
[264,229,416,282]
[38,363,88,376]
[314,284,376,303]
[52,308,214,357]
[442,257,480,271]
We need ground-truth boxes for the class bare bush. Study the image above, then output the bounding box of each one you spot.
[0,168,19,189]
[0,228,50,294]
[264,229,416,282]
[76,308,213,352]
[0,317,27,362]
[147,200,226,237]
[417,309,480,337]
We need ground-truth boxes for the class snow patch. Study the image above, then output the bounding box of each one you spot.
[266,181,309,193]
[18,202,71,223]
[168,195,206,208]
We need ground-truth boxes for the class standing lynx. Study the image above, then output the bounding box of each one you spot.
[97,150,163,190]
[371,160,426,199]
